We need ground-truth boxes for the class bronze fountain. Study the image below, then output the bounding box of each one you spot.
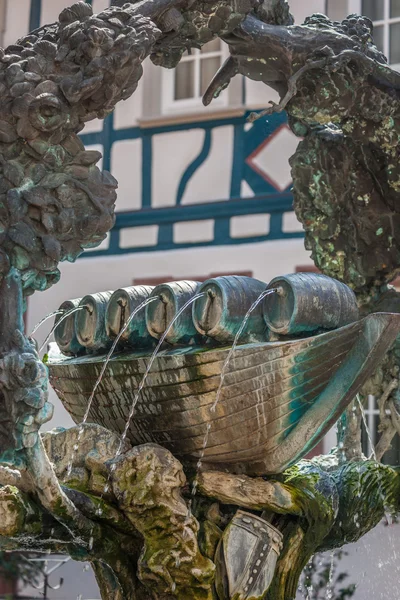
[0,1,400,599]
[49,274,399,476]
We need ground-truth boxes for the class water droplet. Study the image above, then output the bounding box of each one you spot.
[88,536,94,550]
[171,582,176,592]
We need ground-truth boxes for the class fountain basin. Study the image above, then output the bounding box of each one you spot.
[47,312,400,475]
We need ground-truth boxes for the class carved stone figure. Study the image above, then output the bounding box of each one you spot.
[0,1,400,599]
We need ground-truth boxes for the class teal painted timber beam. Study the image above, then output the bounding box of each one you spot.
[29,0,42,30]
[82,194,303,258]
[114,193,294,227]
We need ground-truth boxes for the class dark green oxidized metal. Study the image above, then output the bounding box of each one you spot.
[146,280,204,345]
[76,292,114,353]
[54,298,84,356]
[264,273,359,335]
[0,269,53,467]
[106,286,155,349]
[194,276,267,343]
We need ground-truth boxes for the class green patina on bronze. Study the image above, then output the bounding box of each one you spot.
[0,1,400,599]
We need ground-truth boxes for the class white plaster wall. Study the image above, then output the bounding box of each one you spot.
[327,0,349,21]
[182,126,234,204]
[114,74,144,129]
[92,0,110,13]
[290,0,327,24]
[230,214,270,238]
[111,139,142,211]
[40,0,66,25]
[3,0,30,47]
[246,79,280,109]
[152,129,205,207]
[82,117,104,135]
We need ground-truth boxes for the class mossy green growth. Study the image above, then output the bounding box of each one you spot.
[323,461,400,549]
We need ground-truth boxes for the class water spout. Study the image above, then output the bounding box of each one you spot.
[39,306,86,354]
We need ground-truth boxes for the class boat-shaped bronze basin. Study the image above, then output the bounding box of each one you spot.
[47,307,400,475]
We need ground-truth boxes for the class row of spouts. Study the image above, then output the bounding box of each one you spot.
[53,275,282,357]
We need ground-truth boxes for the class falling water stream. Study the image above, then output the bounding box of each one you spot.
[66,295,158,477]
[325,551,335,600]
[38,306,86,354]
[319,396,393,599]
[82,295,158,426]
[357,395,377,461]
[29,309,64,337]
[191,288,277,495]
[111,291,207,465]
[356,395,393,525]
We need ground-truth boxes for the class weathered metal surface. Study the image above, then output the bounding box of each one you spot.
[76,292,113,353]
[111,443,216,600]
[264,273,359,335]
[54,298,84,356]
[0,268,53,463]
[215,510,283,600]
[193,276,267,343]
[48,312,400,475]
[146,280,203,345]
[0,2,399,599]
[106,286,155,349]
[0,3,163,299]
[54,274,361,359]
